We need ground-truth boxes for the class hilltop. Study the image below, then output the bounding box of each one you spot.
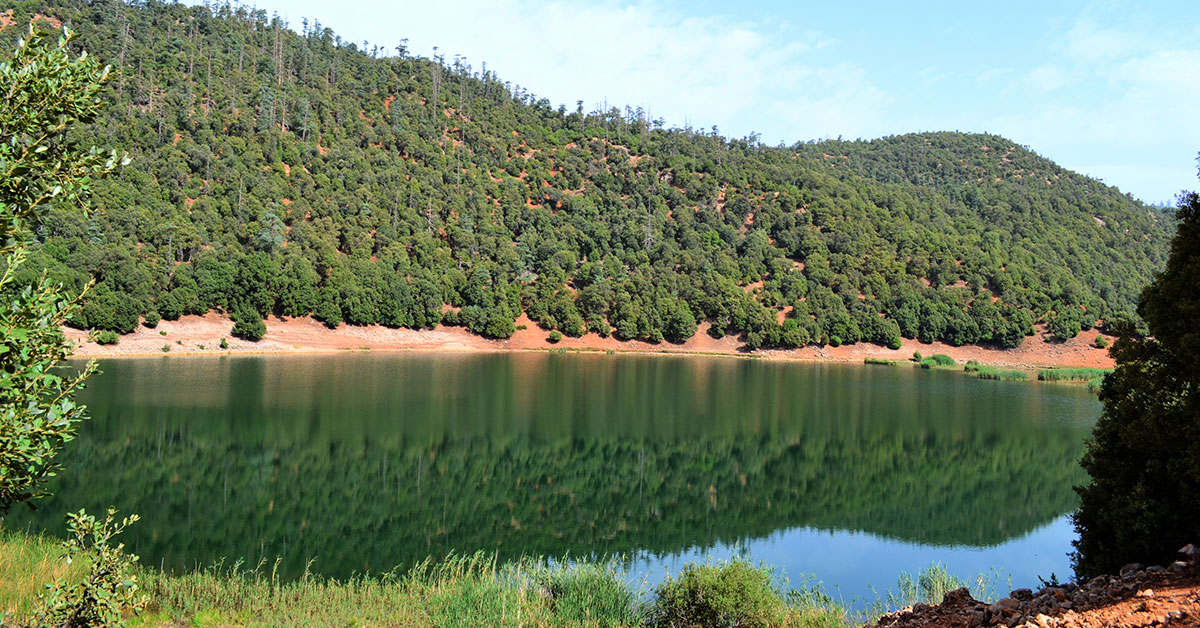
[1,2,1174,350]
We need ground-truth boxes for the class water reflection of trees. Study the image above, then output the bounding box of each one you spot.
[10,430,1084,580]
[4,355,1094,580]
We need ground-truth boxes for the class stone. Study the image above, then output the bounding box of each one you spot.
[972,609,988,626]
[1179,543,1198,562]
[1049,588,1068,602]
[944,587,977,605]
[1137,588,1155,597]
[1120,563,1144,578]
[1146,565,1165,574]
[1059,601,1072,610]
[1170,561,1189,573]
[1011,588,1034,601]
[995,597,1020,610]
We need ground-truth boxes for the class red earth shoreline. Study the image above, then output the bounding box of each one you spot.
[64,312,1115,371]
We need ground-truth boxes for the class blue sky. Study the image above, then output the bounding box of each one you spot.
[221,0,1198,203]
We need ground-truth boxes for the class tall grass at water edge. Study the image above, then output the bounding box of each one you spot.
[1036,368,1112,382]
[3,529,1008,628]
[919,354,957,369]
[963,362,1028,381]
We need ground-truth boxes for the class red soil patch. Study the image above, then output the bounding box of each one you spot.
[32,13,62,28]
[282,163,291,177]
[65,316,1115,371]
[383,95,395,111]
[0,10,15,30]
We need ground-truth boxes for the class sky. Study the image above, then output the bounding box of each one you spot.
[211,0,1199,204]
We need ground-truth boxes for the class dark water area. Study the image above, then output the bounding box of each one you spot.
[5,353,1099,602]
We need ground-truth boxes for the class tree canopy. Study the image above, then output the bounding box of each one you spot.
[1072,182,1200,579]
[0,2,1175,349]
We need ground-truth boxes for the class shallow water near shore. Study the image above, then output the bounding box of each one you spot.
[7,353,1099,603]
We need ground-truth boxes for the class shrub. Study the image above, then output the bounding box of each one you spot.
[142,309,160,328]
[927,354,956,366]
[31,508,146,627]
[230,309,266,342]
[219,337,229,350]
[94,330,120,346]
[887,335,903,350]
[1093,335,1109,349]
[651,559,787,628]
[912,351,922,362]
[547,330,563,343]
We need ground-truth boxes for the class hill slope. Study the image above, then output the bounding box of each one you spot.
[2,2,1175,349]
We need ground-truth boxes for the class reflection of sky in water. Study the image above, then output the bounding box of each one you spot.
[629,515,1074,608]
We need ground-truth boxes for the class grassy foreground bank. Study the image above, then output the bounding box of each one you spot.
[1,529,989,628]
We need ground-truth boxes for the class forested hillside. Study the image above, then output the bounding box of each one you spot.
[2,1,1174,349]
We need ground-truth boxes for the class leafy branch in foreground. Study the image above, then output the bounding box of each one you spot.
[19,508,147,628]
[1,23,122,517]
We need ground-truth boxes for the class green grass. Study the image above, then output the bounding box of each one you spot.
[1,534,847,628]
[864,357,899,366]
[1037,367,1113,382]
[963,363,1028,380]
[919,354,957,369]
[0,530,81,618]
[5,527,1011,628]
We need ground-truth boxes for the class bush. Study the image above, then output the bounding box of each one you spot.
[887,335,903,350]
[142,309,160,328]
[31,508,146,627]
[1093,335,1109,349]
[219,337,229,350]
[912,351,922,362]
[230,309,266,342]
[651,559,787,628]
[93,330,120,346]
[547,330,562,343]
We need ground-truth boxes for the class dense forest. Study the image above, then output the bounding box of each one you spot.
[1,1,1176,349]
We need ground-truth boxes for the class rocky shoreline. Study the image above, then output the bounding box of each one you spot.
[873,546,1200,628]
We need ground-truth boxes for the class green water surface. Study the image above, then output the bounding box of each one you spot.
[5,353,1098,596]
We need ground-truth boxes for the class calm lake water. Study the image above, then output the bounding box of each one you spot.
[7,353,1099,603]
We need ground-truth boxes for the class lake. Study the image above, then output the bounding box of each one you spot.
[5,353,1099,604]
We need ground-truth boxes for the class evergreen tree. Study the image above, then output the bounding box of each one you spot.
[1072,183,1200,579]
